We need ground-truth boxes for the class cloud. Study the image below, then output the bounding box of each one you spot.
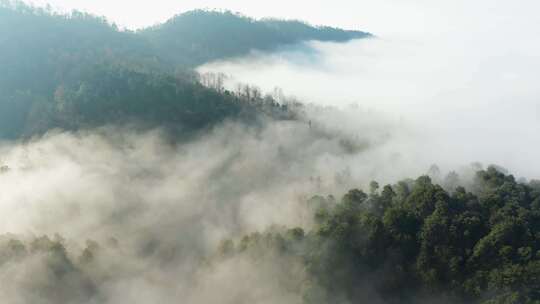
[198,30,540,178]
[0,110,422,303]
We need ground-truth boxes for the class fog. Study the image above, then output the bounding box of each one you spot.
[198,30,540,178]
[0,110,423,303]
[0,101,501,302]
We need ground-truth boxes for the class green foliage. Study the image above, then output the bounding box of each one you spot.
[0,2,367,139]
[231,167,540,303]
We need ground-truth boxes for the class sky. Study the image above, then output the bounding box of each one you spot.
[22,0,536,35]
[23,0,420,33]
[20,1,540,47]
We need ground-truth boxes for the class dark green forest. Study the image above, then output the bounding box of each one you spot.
[140,10,371,67]
[221,167,540,304]
[0,1,370,139]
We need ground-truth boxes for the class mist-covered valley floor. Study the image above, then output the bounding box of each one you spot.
[1,1,540,304]
[0,113,405,303]
[199,36,540,179]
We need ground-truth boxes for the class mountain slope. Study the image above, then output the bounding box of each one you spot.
[0,2,370,139]
[140,10,372,67]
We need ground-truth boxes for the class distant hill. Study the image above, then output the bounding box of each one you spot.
[140,10,372,67]
[0,1,371,139]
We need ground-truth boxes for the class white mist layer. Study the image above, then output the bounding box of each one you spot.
[198,31,540,179]
[0,112,432,303]
[0,111,427,237]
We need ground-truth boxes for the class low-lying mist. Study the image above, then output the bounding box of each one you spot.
[198,35,540,179]
[0,107,440,303]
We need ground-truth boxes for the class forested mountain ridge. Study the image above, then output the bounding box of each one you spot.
[140,9,372,67]
[0,1,370,139]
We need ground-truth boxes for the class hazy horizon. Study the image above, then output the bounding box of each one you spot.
[21,0,540,36]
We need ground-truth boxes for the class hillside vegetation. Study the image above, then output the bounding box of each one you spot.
[223,167,540,304]
[0,1,369,139]
[1,167,538,303]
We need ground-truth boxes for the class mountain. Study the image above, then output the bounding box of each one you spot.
[0,1,370,139]
[139,9,372,67]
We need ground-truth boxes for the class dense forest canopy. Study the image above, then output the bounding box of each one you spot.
[221,166,540,304]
